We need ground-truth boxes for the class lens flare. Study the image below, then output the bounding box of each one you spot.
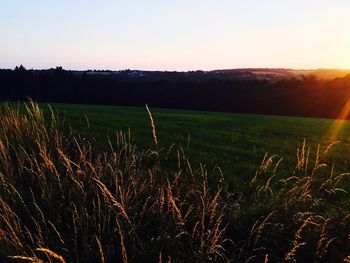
[327,100,350,141]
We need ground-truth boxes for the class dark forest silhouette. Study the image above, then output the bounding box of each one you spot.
[1,66,350,119]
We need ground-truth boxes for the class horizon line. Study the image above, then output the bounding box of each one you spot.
[3,65,350,72]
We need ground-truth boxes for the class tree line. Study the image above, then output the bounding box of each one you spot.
[1,66,350,119]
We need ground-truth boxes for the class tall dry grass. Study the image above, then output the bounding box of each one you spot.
[0,102,229,262]
[0,102,349,262]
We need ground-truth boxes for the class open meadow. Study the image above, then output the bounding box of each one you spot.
[41,103,350,189]
[0,102,349,262]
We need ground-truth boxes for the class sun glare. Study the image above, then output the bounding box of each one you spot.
[327,100,350,141]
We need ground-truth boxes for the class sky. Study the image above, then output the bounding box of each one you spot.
[1,0,350,71]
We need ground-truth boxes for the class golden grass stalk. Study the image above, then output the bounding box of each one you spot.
[35,248,66,263]
[145,104,158,148]
[95,236,105,263]
[94,178,132,225]
[116,219,128,263]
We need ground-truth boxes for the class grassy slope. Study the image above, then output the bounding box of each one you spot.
[1,102,350,262]
[37,103,350,187]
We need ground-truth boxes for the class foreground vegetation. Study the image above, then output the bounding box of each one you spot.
[0,102,350,262]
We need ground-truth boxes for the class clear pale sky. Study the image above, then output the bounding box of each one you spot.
[1,0,350,71]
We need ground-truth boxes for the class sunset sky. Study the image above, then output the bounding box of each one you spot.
[1,0,350,71]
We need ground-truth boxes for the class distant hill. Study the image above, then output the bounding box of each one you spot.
[65,68,350,81]
[210,68,350,80]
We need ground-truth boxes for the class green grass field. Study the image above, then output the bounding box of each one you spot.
[1,102,350,262]
[36,103,350,187]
